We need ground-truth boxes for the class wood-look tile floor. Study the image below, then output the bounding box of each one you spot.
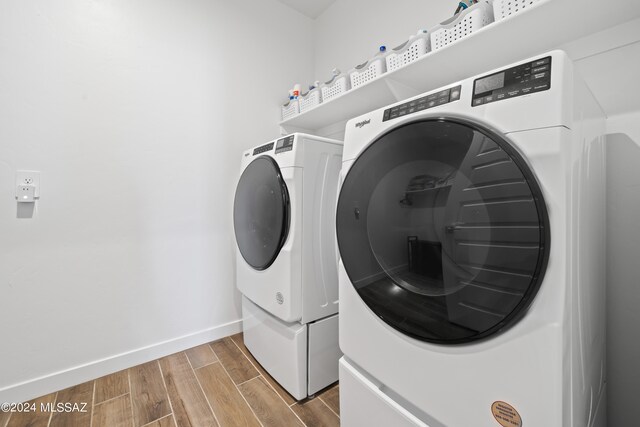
[2,333,339,427]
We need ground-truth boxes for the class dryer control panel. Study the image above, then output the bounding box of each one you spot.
[253,142,274,155]
[275,135,294,154]
[472,56,551,106]
[382,85,462,122]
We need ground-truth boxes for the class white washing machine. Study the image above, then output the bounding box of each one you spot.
[336,51,606,427]
[233,133,343,400]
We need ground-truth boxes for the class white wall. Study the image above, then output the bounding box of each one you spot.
[0,0,314,402]
[313,0,640,425]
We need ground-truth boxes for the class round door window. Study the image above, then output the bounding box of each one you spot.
[336,118,550,344]
[234,156,290,271]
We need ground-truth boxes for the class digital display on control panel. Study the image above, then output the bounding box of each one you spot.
[475,73,505,95]
[382,85,461,122]
[472,56,551,107]
[275,135,294,154]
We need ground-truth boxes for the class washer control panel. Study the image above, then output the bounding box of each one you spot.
[472,56,551,106]
[383,85,462,122]
[275,135,295,154]
[253,142,274,155]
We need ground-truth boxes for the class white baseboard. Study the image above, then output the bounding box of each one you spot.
[0,319,242,404]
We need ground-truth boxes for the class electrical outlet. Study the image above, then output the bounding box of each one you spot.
[16,170,41,200]
[16,185,36,202]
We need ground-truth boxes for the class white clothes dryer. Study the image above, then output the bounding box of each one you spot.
[336,51,606,427]
[234,133,343,400]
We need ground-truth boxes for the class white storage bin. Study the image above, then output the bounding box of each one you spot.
[281,98,299,121]
[349,55,387,89]
[386,31,431,73]
[320,72,350,102]
[299,88,322,113]
[430,1,494,51]
[493,0,544,21]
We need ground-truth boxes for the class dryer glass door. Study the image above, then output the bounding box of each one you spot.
[337,118,550,344]
[234,156,290,271]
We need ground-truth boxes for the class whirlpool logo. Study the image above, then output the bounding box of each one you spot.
[355,119,371,129]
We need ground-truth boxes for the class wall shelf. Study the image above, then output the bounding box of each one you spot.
[279,0,640,135]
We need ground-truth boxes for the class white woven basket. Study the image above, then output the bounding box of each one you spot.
[281,99,299,121]
[493,0,544,21]
[386,32,431,73]
[430,1,494,51]
[349,56,387,89]
[321,74,350,102]
[298,89,322,113]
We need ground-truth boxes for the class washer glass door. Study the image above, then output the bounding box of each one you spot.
[336,119,550,344]
[234,156,290,271]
